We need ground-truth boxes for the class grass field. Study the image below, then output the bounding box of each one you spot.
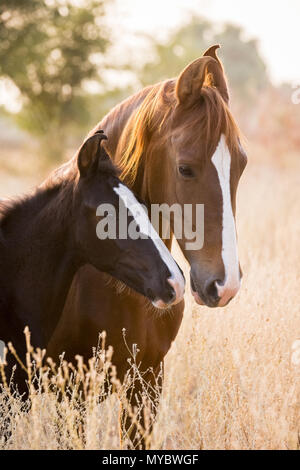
[0,142,299,450]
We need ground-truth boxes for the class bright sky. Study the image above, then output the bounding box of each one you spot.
[112,0,300,84]
[1,0,299,111]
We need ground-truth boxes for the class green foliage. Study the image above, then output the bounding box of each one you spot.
[0,6,270,161]
[139,19,269,103]
[0,0,110,158]
[214,24,268,101]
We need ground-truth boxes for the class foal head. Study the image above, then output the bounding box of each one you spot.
[120,45,247,308]
[74,131,184,309]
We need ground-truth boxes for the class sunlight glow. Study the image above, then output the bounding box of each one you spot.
[113,0,300,84]
[1,0,299,111]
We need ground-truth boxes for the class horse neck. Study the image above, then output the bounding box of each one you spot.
[0,180,80,348]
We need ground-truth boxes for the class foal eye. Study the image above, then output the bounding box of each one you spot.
[178,165,195,178]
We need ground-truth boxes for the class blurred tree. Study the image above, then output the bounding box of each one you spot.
[214,24,268,102]
[138,19,269,104]
[0,6,271,160]
[0,0,111,159]
[139,19,211,86]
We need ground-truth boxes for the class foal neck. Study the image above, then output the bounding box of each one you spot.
[0,171,80,348]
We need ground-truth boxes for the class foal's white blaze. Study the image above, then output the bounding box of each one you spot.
[211,135,240,307]
[113,184,185,307]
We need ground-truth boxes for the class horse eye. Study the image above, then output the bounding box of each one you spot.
[178,165,194,178]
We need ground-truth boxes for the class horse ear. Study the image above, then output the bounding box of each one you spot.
[77,130,108,177]
[175,44,229,106]
[203,44,229,102]
[203,44,223,65]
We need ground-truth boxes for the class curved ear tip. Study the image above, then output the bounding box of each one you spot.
[93,130,108,140]
[203,44,221,57]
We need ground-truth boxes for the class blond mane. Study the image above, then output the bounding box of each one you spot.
[119,80,240,184]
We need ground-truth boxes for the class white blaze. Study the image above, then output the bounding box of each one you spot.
[113,184,185,306]
[211,135,240,306]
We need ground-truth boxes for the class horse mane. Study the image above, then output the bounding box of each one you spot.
[119,79,241,184]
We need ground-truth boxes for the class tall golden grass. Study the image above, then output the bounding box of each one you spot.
[153,143,300,449]
[0,139,299,450]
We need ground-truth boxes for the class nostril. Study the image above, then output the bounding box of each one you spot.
[214,279,223,288]
[205,279,220,301]
[165,288,176,304]
[167,276,184,302]
[201,278,221,307]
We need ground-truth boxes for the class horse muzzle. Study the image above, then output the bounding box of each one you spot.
[190,271,241,308]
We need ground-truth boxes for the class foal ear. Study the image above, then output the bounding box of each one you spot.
[176,44,229,106]
[77,130,108,177]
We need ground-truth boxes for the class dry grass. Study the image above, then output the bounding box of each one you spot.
[0,142,299,450]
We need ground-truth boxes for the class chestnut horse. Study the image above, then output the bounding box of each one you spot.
[48,45,247,447]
